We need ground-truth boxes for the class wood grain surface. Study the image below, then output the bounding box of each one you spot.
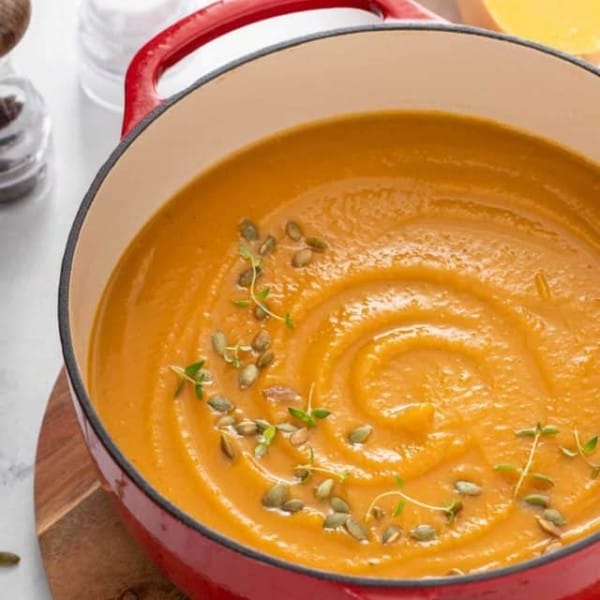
[34,370,186,600]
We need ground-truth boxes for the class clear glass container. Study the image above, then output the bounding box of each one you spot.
[77,0,190,111]
[0,57,52,203]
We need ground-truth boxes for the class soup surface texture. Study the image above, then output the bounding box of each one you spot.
[90,113,600,578]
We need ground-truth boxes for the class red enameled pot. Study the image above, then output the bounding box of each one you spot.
[59,1,600,598]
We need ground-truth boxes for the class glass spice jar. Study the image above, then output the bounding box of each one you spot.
[0,0,52,203]
[77,0,190,111]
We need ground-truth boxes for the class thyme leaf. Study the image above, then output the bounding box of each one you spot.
[169,361,207,399]
[560,430,600,478]
[255,424,277,458]
[238,245,294,329]
[366,476,462,523]
[287,383,331,429]
[494,423,558,498]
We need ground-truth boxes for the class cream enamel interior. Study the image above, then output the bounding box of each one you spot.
[68,26,600,393]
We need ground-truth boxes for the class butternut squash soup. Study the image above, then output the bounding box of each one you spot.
[89,113,600,578]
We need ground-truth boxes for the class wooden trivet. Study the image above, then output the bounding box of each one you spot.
[34,370,186,600]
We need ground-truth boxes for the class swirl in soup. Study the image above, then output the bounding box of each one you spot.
[89,113,600,578]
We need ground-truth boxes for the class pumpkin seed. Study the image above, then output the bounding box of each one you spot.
[239,364,259,390]
[216,415,236,428]
[254,305,268,321]
[236,418,259,437]
[254,442,269,459]
[454,480,482,497]
[289,427,310,447]
[306,236,328,252]
[211,330,227,356]
[524,494,551,509]
[330,496,350,514]
[0,552,20,566]
[370,505,386,521]
[256,350,275,370]
[323,512,348,529]
[262,386,302,403]
[199,369,213,384]
[238,266,261,288]
[240,218,259,241]
[295,467,312,483]
[410,525,437,542]
[220,434,235,460]
[259,234,277,257]
[254,419,271,432]
[252,329,271,352]
[262,484,289,509]
[282,499,304,513]
[347,424,373,444]
[285,220,303,241]
[543,508,565,526]
[447,568,465,576]
[345,517,368,542]
[536,516,562,538]
[276,422,299,434]
[381,525,402,544]
[292,248,312,268]
[315,478,335,500]
[208,395,232,414]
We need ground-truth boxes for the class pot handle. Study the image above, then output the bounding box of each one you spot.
[122,0,441,137]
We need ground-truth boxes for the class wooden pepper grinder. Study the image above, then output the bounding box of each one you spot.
[0,0,30,58]
[0,0,52,202]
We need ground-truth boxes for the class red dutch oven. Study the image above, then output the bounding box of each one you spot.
[59,1,600,598]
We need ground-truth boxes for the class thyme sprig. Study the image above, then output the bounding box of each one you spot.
[494,423,558,498]
[169,361,207,399]
[295,464,350,483]
[560,430,600,479]
[288,383,331,428]
[365,476,463,523]
[223,343,252,368]
[255,424,277,458]
[295,445,349,482]
[237,245,294,329]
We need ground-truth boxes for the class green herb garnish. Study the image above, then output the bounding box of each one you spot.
[223,343,252,368]
[255,424,277,458]
[233,299,251,308]
[169,360,207,399]
[366,476,462,523]
[392,500,405,517]
[295,444,348,482]
[288,383,330,429]
[237,245,294,329]
[295,464,349,483]
[560,430,600,479]
[494,422,558,498]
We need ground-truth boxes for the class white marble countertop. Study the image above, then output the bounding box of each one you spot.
[0,1,121,598]
[0,1,456,598]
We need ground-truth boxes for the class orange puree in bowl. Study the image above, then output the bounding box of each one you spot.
[458,0,600,60]
[89,113,600,578]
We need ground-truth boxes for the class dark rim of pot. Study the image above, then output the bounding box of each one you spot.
[59,22,600,589]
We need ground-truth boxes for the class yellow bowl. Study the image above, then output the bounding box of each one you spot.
[457,0,600,63]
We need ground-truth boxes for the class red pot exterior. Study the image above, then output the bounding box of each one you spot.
[62,1,600,598]
[69,379,600,600]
